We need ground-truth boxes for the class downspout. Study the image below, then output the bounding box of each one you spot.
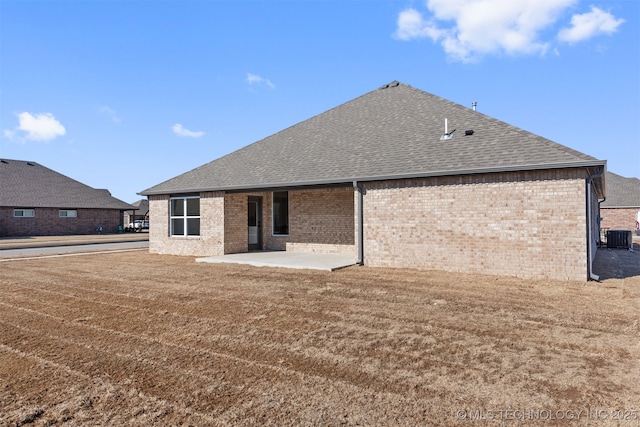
[354,181,364,265]
[597,197,606,246]
[586,167,605,281]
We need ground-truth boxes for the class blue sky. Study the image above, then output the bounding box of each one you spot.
[1,0,638,204]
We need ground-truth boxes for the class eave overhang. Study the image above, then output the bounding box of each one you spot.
[139,160,607,196]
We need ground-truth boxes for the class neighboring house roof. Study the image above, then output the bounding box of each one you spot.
[601,172,640,208]
[0,159,134,210]
[141,81,605,196]
[130,199,149,215]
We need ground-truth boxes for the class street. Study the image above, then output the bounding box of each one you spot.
[0,240,149,260]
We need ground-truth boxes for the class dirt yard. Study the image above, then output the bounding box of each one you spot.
[1,250,638,426]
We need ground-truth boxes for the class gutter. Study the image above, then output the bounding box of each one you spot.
[139,160,607,196]
[586,167,605,281]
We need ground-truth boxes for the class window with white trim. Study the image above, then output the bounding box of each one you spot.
[59,210,78,217]
[272,191,289,235]
[13,209,35,217]
[170,196,200,236]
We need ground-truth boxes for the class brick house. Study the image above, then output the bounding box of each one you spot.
[140,81,606,281]
[0,159,134,236]
[600,172,640,232]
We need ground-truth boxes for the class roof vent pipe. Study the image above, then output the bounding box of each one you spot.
[472,102,477,111]
[440,118,455,140]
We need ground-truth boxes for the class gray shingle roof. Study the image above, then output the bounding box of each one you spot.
[0,159,134,210]
[141,81,604,195]
[130,199,149,215]
[601,172,640,208]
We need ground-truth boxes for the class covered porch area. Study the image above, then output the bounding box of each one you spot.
[223,186,358,256]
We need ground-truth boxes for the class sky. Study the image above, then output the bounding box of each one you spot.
[1,0,638,204]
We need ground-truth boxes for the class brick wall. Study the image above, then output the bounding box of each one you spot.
[601,207,639,231]
[148,192,225,257]
[361,169,589,281]
[0,207,123,237]
[147,195,168,255]
[288,188,355,250]
[223,193,249,254]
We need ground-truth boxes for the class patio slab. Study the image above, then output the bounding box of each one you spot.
[196,251,357,271]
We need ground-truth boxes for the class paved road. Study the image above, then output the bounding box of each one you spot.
[0,241,149,260]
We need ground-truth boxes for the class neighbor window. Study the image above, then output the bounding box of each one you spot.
[59,210,77,218]
[170,196,200,237]
[272,191,289,235]
[13,209,35,218]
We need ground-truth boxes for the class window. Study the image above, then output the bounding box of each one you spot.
[170,196,200,236]
[59,210,78,218]
[272,191,289,235]
[13,209,35,218]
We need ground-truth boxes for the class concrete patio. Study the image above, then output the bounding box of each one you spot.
[196,251,357,271]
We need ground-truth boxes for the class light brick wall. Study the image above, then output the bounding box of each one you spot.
[224,193,250,254]
[0,207,123,237]
[361,170,589,281]
[601,207,639,231]
[288,188,355,252]
[148,192,225,256]
[147,195,167,255]
[201,191,225,255]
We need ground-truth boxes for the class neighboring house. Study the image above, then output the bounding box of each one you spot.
[124,199,149,226]
[600,172,640,231]
[140,81,606,281]
[1,159,134,236]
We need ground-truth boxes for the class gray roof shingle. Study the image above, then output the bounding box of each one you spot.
[601,172,640,208]
[0,159,134,210]
[141,81,604,195]
[130,199,149,215]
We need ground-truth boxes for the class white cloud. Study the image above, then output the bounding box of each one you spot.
[558,6,624,44]
[246,73,275,89]
[395,8,445,41]
[10,112,67,141]
[395,0,577,62]
[99,106,122,123]
[171,123,205,138]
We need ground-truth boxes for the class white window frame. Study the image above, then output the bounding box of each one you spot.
[13,209,35,218]
[169,196,200,237]
[59,209,78,218]
[272,191,289,236]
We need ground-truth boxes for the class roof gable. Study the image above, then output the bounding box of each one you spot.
[141,81,603,195]
[0,159,134,210]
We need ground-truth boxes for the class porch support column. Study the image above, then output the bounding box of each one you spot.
[354,181,364,265]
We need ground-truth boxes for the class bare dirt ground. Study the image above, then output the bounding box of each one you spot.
[1,247,639,426]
